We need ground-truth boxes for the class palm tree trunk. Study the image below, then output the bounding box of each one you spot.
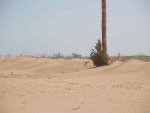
[102,0,107,54]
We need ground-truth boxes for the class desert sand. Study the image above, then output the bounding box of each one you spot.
[0,57,150,113]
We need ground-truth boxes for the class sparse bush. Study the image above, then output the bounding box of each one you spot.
[51,52,64,59]
[72,53,82,59]
[90,40,109,67]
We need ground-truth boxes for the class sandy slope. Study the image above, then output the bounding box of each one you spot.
[0,57,150,113]
[0,57,92,73]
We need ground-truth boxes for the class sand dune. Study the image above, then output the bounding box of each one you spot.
[0,57,92,73]
[0,57,150,113]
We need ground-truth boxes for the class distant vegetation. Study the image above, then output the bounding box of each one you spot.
[0,53,150,62]
[47,52,64,59]
[110,55,150,62]
[72,53,82,59]
[15,52,83,59]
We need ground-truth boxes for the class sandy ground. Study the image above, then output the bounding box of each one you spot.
[0,57,150,113]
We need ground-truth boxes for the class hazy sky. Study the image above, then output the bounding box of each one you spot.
[0,0,150,56]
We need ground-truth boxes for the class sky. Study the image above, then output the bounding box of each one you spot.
[0,0,150,56]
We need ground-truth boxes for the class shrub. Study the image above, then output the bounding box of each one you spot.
[90,40,109,67]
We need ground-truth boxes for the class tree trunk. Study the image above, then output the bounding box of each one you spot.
[102,0,107,54]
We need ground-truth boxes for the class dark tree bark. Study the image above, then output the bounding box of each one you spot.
[102,0,107,54]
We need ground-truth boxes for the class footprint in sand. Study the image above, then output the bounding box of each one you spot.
[72,106,80,111]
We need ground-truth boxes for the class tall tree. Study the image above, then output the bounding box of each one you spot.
[102,0,107,54]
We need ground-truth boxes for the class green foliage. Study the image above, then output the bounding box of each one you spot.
[90,40,109,67]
